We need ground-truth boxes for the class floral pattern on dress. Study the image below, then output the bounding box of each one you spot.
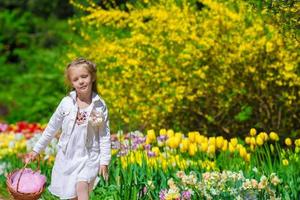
[76,111,88,125]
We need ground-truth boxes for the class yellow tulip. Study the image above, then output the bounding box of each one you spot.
[239,147,247,158]
[200,141,208,152]
[229,143,235,153]
[208,137,216,146]
[159,129,167,136]
[256,136,264,146]
[188,132,196,143]
[188,143,197,156]
[195,133,203,144]
[221,140,228,151]
[250,137,256,145]
[230,138,238,147]
[161,159,167,170]
[245,137,251,144]
[285,138,292,146]
[180,138,189,153]
[250,128,257,136]
[260,132,269,141]
[152,147,160,156]
[245,153,251,162]
[167,137,180,149]
[167,129,174,138]
[207,144,216,155]
[269,132,279,141]
[175,132,182,143]
[238,144,246,151]
[147,129,156,143]
[294,139,300,147]
[216,136,224,149]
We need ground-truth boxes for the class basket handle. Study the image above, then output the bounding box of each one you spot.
[16,156,41,192]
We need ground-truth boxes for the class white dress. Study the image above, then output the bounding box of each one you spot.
[48,104,101,199]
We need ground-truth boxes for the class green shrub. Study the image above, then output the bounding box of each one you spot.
[67,0,300,136]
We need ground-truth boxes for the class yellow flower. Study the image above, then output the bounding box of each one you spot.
[250,128,257,136]
[269,132,279,141]
[175,132,182,142]
[167,137,180,149]
[266,41,274,52]
[159,129,167,136]
[161,159,167,170]
[282,159,289,166]
[250,137,256,145]
[239,147,247,158]
[188,132,196,143]
[208,137,216,146]
[256,136,264,146]
[236,144,243,151]
[245,153,251,162]
[285,138,292,146]
[195,132,203,144]
[228,143,235,153]
[245,137,251,144]
[207,144,216,155]
[258,132,268,141]
[221,140,228,151]
[165,192,180,200]
[294,139,300,147]
[189,143,197,156]
[230,138,238,147]
[112,149,118,155]
[147,129,156,143]
[200,141,208,152]
[180,138,189,153]
[167,129,174,138]
[152,147,160,156]
[216,136,224,149]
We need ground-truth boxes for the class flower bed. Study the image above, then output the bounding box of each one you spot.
[0,122,299,199]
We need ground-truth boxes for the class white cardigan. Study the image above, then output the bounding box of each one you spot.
[33,91,111,166]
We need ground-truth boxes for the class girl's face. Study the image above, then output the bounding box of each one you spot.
[68,65,95,96]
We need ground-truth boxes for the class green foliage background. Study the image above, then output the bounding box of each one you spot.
[0,0,75,123]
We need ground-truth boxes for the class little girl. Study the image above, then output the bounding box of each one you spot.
[27,58,111,200]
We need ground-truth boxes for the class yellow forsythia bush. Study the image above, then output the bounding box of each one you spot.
[67,0,300,136]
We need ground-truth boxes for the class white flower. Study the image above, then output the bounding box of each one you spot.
[8,141,15,149]
[14,133,24,141]
[0,162,11,176]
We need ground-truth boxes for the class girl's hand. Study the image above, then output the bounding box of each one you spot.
[25,151,39,164]
[99,165,109,181]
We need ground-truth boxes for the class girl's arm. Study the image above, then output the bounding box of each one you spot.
[32,98,66,154]
[99,104,112,166]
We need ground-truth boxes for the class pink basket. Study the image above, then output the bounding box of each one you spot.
[6,160,46,200]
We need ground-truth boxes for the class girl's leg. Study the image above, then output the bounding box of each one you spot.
[76,181,89,200]
[88,178,96,192]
